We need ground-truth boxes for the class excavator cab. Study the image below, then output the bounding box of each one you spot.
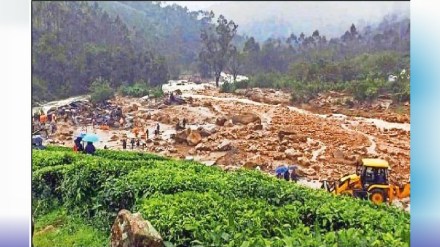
[358,159,391,204]
[359,160,389,186]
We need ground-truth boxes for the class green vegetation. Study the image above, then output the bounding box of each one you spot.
[227,20,410,104]
[32,2,409,105]
[32,2,169,105]
[118,82,164,98]
[33,208,107,247]
[33,147,410,246]
[89,77,114,103]
[199,15,238,86]
[220,54,410,104]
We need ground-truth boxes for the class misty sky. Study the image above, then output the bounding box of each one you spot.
[164,1,410,38]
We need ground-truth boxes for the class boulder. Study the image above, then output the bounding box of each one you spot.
[197,127,216,137]
[278,129,296,140]
[231,113,261,125]
[332,150,344,159]
[298,157,311,167]
[215,149,244,167]
[111,209,163,247]
[215,117,227,126]
[285,148,301,159]
[243,161,259,169]
[217,140,232,151]
[157,113,171,124]
[187,130,202,146]
[174,129,191,144]
[243,155,267,170]
[195,143,212,151]
[224,120,234,127]
[253,124,263,130]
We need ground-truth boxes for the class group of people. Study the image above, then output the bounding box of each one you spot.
[122,123,162,150]
[32,111,58,137]
[73,136,96,155]
[175,118,187,130]
[275,165,300,182]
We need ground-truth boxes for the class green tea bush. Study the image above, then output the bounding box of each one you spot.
[32,148,410,246]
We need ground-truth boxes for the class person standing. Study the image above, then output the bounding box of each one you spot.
[155,123,160,136]
[84,142,96,155]
[130,138,135,149]
[289,165,299,183]
[122,139,127,150]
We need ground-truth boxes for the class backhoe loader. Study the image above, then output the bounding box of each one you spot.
[321,159,410,205]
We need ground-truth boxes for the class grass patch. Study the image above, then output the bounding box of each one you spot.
[33,208,108,247]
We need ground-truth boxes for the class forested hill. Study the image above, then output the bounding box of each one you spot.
[96,1,213,77]
[32,1,240,105]
[32,1,169,104]
[32,1,409,105]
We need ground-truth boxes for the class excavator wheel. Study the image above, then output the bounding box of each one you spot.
[369,189,387,205]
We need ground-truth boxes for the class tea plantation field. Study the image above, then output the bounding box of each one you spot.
[32,146,410,247]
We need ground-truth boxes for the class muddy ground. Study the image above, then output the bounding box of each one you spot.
[40,83,410,210]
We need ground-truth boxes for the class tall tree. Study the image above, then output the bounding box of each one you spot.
[228,46,242,82]
[200,15,238,87]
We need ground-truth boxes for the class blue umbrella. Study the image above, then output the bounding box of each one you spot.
[32,135,43,145]
[275,165,288,174]
[82,133,99,143]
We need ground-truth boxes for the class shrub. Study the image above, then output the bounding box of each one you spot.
[220,82,236,93]
[32,148,410,246]
[118,82,150,97]
[89,77,114,103]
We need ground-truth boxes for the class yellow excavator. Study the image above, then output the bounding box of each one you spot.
[321,159,410,205]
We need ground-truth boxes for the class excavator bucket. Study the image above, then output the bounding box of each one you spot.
[388,185,394,204]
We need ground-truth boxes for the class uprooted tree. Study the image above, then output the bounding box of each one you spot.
[199,14,238,87]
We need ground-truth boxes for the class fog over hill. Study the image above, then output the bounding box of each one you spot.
[165,1,409,41]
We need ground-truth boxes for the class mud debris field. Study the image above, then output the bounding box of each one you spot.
[42,85,410,189]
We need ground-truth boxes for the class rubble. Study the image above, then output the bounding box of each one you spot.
[41,85,409,190]
[231,113,261,125]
